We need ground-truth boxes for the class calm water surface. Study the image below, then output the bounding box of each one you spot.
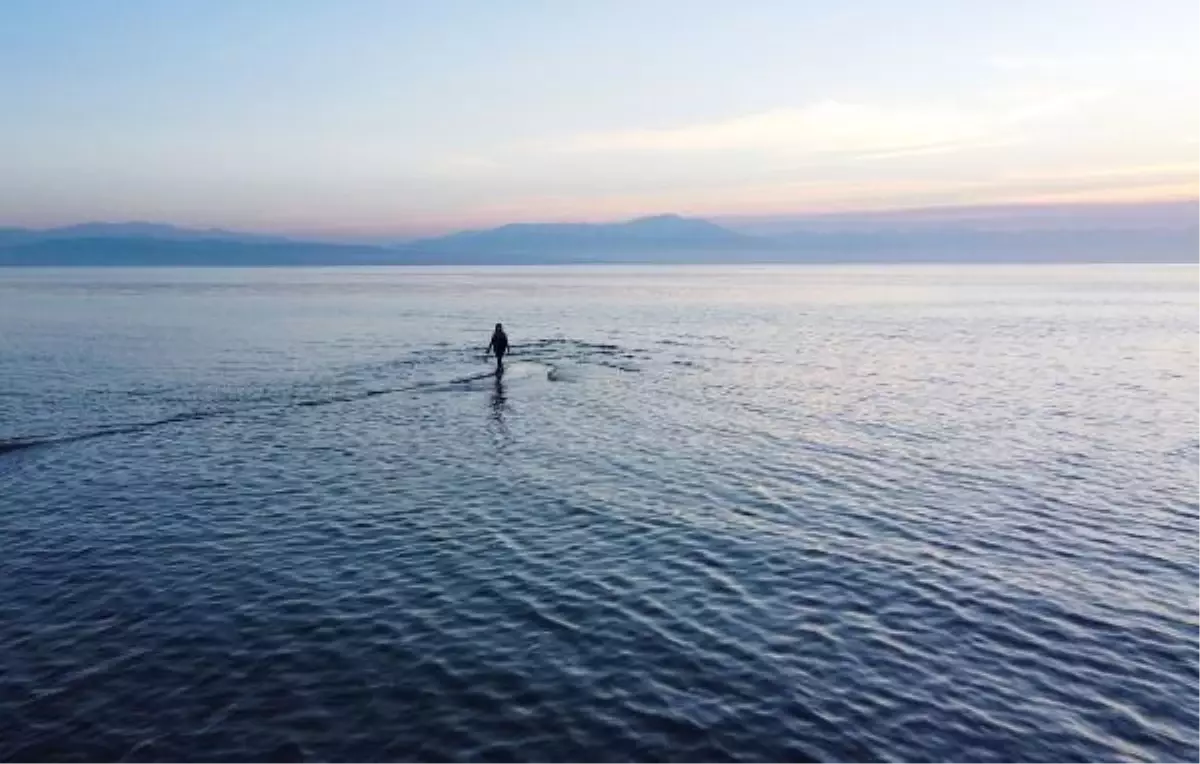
[0,265,1196,762]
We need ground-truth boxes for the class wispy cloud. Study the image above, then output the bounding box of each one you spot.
[988,51,1187,73]
[999,162,1198,185]
[553,90,1107,162]
[434,161,1198,228]
[556,101,990,157]
[989,55,1068,72]
[422,154,505,178]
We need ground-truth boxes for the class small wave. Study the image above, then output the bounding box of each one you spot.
[597,361,641,373]
[449,371,499,385]
[1,337,652,457]
[0,408,240,455]
[0,376,481,456]
[0,437,40,454]
[545,364,581,383]
[0,372,497,454]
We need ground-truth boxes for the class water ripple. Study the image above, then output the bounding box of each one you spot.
[0,265,1196,761]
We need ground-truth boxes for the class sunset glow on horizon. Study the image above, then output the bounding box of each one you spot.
[1,0,1196,237]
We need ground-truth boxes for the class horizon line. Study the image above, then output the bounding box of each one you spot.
[4,197,1197,240]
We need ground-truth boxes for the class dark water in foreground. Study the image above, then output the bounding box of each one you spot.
[0,265,1196,762]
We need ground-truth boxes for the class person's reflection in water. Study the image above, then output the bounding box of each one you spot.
[490,373,507,426]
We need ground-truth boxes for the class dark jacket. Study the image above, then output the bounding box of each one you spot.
[489,329,509,356]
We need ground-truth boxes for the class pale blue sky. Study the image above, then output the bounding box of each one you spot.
[2,0,1196,235]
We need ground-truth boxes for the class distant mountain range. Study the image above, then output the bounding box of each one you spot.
[0,214,1195,265]
[412,214,753,253]
[0,221,289,247]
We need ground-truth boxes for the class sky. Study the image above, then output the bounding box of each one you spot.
[1,0,1197,237]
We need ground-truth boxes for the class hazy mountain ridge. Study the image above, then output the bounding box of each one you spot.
[764,226,1200,262]
[0,237,400,267]
[416,214,754,252]
[1,214,1195,265]
[0,222,292,247]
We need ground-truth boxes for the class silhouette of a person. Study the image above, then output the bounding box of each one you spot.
[486,323,509,374]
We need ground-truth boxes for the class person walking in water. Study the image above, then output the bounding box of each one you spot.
[486,323,509,374]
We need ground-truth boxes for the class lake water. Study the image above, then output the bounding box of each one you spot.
[0,265,1196,762]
